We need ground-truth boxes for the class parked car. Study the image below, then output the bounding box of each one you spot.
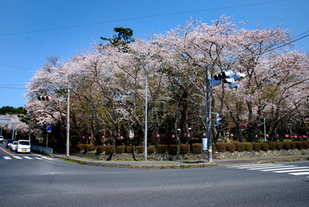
[0,135,3,143]
[6,139,15,148]
[16,140,31,153]
[10,141,18,151]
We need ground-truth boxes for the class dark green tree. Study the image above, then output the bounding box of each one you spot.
[101,27,134,46]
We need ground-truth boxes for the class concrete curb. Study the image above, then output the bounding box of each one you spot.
[54,154,309,169]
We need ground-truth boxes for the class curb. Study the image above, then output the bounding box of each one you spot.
[54,154,309,169]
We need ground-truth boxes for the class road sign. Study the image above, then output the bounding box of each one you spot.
[202,138,208,150]
[0,116,11,124]
[47,125,52,133]
[209,79,221,87]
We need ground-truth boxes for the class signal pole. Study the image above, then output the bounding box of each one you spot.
[66,87,70,157]
[206,64,212,162]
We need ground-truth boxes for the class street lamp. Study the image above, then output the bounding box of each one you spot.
[135,56,148,161]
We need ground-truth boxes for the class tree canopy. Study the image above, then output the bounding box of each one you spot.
[2,17,308,151]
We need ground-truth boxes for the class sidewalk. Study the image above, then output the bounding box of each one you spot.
[53,154,309,169]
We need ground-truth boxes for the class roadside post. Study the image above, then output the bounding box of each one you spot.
[47,125,52,148]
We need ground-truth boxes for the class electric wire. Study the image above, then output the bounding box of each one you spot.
[0,0,285,37]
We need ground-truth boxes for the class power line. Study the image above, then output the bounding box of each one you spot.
[266,31,309,53]
[0,64,36,71]
[0,86,25,90]
[0,0,285,37]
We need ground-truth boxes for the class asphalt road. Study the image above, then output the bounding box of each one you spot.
[1,143,309,207]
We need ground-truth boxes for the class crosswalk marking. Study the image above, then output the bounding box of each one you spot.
[228,163,309,177]
[273,169,309,173]
[290,172,309,176]
[2,155,53,160]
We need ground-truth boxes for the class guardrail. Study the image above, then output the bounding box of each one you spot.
[31,145,53,154]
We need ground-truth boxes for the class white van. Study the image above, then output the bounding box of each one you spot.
[16,140,31,153]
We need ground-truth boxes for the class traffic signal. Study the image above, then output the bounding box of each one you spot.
[37,96,51,101]
[216,114,222,125]
[213,70,245,89]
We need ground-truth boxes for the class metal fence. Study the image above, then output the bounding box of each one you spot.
[31,145,53,154]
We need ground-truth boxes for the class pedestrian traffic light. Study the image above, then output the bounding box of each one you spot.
[37,96,51,101]
[216,114,222,125]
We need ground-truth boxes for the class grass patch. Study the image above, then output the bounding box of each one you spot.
[60,157,86,165]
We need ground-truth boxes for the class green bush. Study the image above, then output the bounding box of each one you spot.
[261,143,269,151]
[85,144,95,152]
[252,142,261,151]
[283,142,291,150]
[126,146,136,153]
[96,145,105,154]
[192,143,202,154]
[226,143,236,153]
[244,142,253,151]
[290,142,296,149]
[277,142,283,150]
[234,142,245,152]
[157,144,168,153]
[303,141,309,149]
[169,145,178,155]
[295,141,303,150]
[77,144,85,152]
[105,145,115,154]
[147,145,156,154]
[216,143,226,152]
[137,145,144,153]
[180,144,190,154]
[116,145,125,154]
[269,142,276,151]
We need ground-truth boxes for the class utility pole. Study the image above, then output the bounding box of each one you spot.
[66,87,70,157]
[206,64,212,162]
[135,57,148,161]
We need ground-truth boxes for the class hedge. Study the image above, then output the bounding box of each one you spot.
[157,144,168,153]
[283,142,291,150]
[105,145,115,154]
[169,145,178,155]
[261,143,269,151]
[116,145,125,154]
[269,142,276,151]
[252,142,261,151]
[303,141,309,149]
[295,141,303,150]
[244,142,253,151]
[96,145,105,154]
[126,146,136,153]
[137,145,144,153]
[234,142,245,152]
[226,143,236,153]
[85,144,95,152]
[290,142,296,149]
[147,145,156,154]
[216,143,226,152]
[77,144,85,152]
[192,143,202,154]
[180,144,190,154]
[277,142,283,150]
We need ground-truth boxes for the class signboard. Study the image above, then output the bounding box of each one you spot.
[0,116,11,125]
[127,127,134,138]
[47,125,52,133]
[209,79,221,87]
[202,138,208,150]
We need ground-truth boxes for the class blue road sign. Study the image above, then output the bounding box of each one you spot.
[47,125,52,132]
